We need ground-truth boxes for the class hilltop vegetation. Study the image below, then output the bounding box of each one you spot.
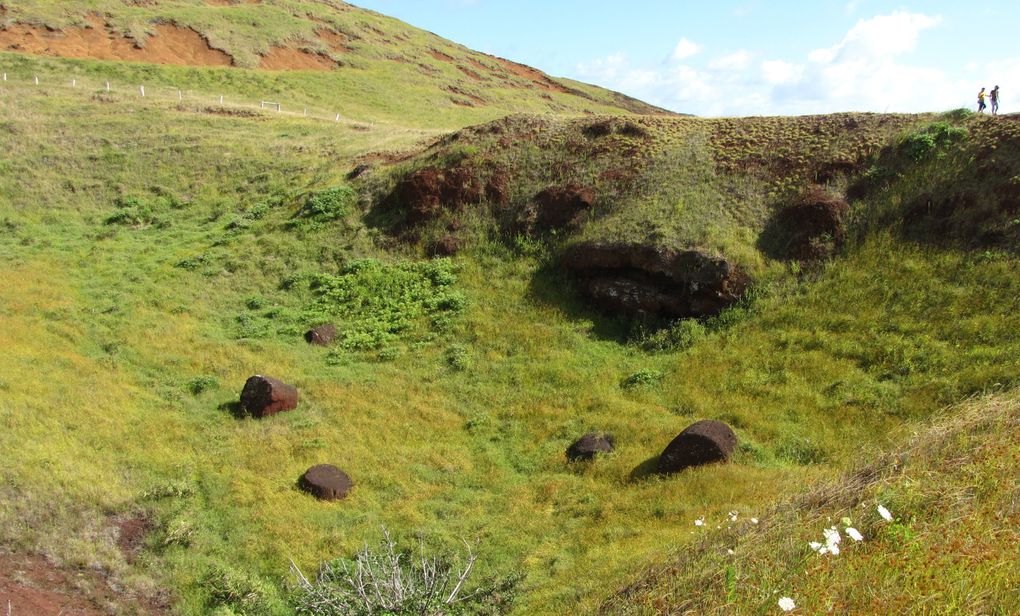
[0,0,666,127]
[2,5,1020,615]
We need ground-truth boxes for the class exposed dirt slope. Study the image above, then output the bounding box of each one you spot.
[0,0,670,116]
[0,16,232,66]
[0,550,165,616]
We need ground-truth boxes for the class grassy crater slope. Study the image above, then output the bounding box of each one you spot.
[0,0,668,126]
[2,49,1020,614]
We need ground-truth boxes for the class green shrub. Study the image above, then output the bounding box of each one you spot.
[298,185,356,222]
[187,375,219,395]
[446,344,472,371]
[640,319,707,352]
[899,121,967,162]
[621,368,664,389]
[204,565,284,616]
[302,258,466,352]
[104,193,184,227]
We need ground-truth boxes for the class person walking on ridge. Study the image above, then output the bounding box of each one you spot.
[978,87,988,113]
[991,85,1000,115]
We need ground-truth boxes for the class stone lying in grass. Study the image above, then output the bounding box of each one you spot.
[567,433,615,461]
[305,324,337,346]
[240,375,299,418]
[657,419,737,474]
[299,464,353,501]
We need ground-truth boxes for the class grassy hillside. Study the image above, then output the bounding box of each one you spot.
[601,392,1020,614]
[0,0,667,127]
[2,46,1020,616]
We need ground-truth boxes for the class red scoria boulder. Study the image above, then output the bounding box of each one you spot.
[240,375,299,418]
[657,420,737,474]
[299,464,354,501]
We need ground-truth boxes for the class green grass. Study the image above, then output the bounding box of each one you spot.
[600,392,1020,614]
[0,0,664,127]
[2,50,1020,615]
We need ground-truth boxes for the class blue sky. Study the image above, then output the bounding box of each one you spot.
[351,0,1018,116]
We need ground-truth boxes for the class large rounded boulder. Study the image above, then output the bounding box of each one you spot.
[239,375,299,418]
[299,464,354,501]
[657,420,737,474]
[566,433,615,462]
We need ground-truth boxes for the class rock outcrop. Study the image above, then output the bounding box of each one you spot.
[239,375,299,418]
[519,185,596,235]
[561,242,749,319]
[657,420,737,474]
[769,187,849,260]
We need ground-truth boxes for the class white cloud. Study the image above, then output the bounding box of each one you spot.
[818,11,941,61]
[573,10,1020,116]
[709,50,752,71]
[761,60,802,85]
[671,38,702,61]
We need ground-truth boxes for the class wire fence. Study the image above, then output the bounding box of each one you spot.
[0,70,367,127]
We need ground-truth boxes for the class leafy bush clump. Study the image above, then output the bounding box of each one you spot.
[298,185,357,222]
[203,565,286,616]
[187,375,219,395]
[104,193,185,227]
[899,121,968,162]
[304,258,466,352]
[292,530,517,616]
[621,368,665,389]
[640,319,707,352]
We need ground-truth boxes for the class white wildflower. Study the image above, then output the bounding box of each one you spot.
[694,517,705,527]
[878,505,893,522]
[729,510,739,522]
[808,541,823,552]
[823,527,841,547]
[751,517,759,524]
[727,549,735,555]
[846,527,864,542]
[778,596,796,612]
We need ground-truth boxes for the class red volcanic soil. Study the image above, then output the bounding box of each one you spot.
[259,45,336,71]
[491,55,570,93]
[0,550,165,615]
[0,17,233,66]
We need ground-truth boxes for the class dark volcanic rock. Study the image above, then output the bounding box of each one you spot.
[394,166,483,225]
[567,433,615,461]
[657,420,737,474]
[305,324,337,346]
[561,242,749,319]
[240,375,299,418]
[427,235,463,257]
[768,187,850,260]
[299,464,353,501]
[347,164,371,180]
[519,185,596,235]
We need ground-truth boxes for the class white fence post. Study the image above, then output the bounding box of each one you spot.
[178,89,182,100]
[335,113,340,122]
[34,75,39,85]
[71,78,76,88]
[105,81,110,91]
[139,85,145,97]
[2,73,6,82]
[219,95,223,104]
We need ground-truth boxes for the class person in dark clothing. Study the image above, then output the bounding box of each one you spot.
[991,85,1000,115]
